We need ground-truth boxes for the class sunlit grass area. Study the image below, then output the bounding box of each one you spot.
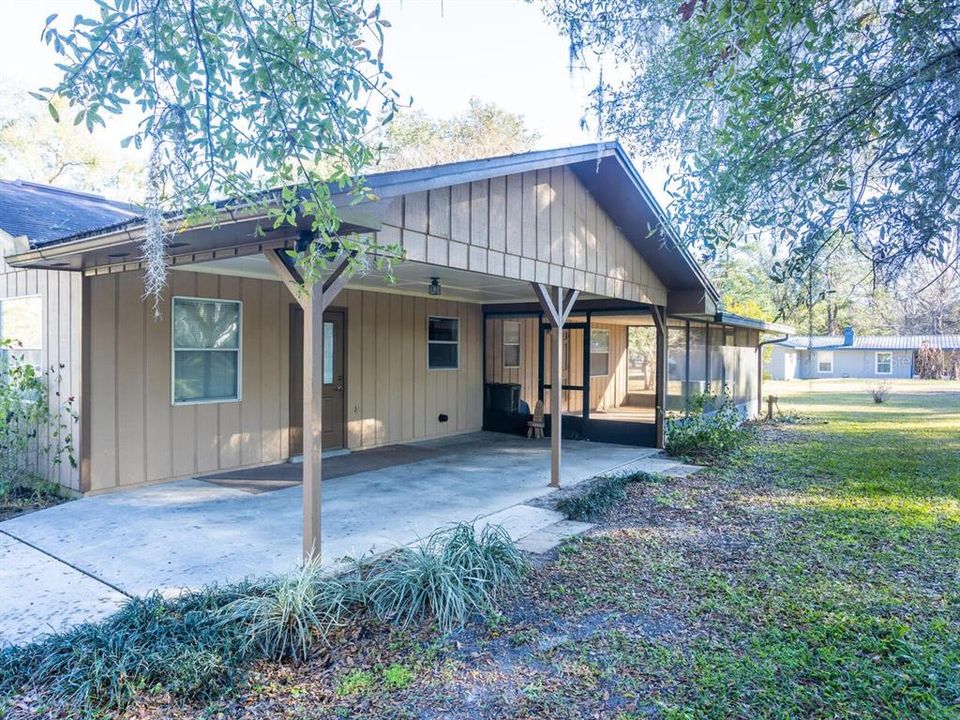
[526,379,960,718]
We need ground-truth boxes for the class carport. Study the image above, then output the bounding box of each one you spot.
[0,433,681,645]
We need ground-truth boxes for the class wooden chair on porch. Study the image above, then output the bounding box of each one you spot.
[527,399,545,439]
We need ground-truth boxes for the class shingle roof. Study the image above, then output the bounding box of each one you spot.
[0,180,140,245]
[778,335,960,351]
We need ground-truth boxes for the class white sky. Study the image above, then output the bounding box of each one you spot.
[0,0,667,193]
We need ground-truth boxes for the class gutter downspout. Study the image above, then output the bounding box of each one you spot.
[757,334,790,418]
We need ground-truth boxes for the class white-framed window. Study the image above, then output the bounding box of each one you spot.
[427,316,459,370]
[172,296,242,405]
[817,351,833,373]
[0,295,42,370]
[590,328,610,377]
[502,320,521,368]
[875,351,893,375]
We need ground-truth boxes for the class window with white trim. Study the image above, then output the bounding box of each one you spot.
[172,297,242,404]
[0,295,42,370]
[817,351,833,373]
[590,328,610,377]
[875,351,893,375]
[428,316,459,370]
[502,320,521,368]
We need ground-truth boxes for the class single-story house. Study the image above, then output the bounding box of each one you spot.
[1,142,790,558]
[767,326,960,380]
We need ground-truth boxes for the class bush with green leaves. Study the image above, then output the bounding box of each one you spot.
[364,522,528,632]
[0,338,76,488]
[665,387,747,460]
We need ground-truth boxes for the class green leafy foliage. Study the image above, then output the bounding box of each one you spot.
[374,97,541,171]
[335,668,375,697]
[364,523,528,632]
[0,338,76,488]
[546,0,960,282]
[38,1,402,311]
[382,663,415,691]
[665,387,747,460]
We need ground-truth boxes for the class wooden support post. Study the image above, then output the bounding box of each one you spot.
[758,347,764,418]
[302,293,323,560]
[264,247,353,562]
[532,283,579,488]
[651,305,667,450]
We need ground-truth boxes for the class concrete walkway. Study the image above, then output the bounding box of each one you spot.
[1,433,665,646]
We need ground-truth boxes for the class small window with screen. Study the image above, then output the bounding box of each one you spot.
[503,320,520,368]
[428,316,459,370]
[590,328,610,377]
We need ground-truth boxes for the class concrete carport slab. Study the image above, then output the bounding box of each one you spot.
[1,432,661,645]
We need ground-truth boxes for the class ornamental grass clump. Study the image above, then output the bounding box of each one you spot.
[364,522,528,632]
[218,559,362,663]
[555,470,659,521]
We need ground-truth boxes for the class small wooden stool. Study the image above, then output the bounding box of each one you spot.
[527,399,545,439]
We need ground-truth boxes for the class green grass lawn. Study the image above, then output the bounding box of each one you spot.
[505,380,960,719]
[36,381,958,719]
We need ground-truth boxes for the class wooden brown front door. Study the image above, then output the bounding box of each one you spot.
[289,305,346,454]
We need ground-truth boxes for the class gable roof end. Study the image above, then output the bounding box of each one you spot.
[3,143,718,305]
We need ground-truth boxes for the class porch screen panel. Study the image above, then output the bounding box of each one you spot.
[688,322,708,398]
[543,327,583,417]
[720,326,738,397]
[172,297,241,404]
[708,325,724,394]
[667,319,687,410]
[733,328,753,404]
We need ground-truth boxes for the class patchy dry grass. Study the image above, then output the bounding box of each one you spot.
[11,382,958,719]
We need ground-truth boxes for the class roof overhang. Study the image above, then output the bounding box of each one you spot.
[4,197,391,273]
[4,142,721,307]
[670,309,794,335]
[712,312,793,335]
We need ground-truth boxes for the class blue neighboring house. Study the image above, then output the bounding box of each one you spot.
[768,326,960,380]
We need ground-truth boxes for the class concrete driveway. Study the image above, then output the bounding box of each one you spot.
[1,432,675,646]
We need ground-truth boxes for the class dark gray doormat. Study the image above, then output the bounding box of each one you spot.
[198,443,443,494]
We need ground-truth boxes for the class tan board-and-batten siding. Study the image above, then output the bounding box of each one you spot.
[334,289,483,451]
[1,233,82,491]
[85,270,484,492]
[380,167,668,307]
